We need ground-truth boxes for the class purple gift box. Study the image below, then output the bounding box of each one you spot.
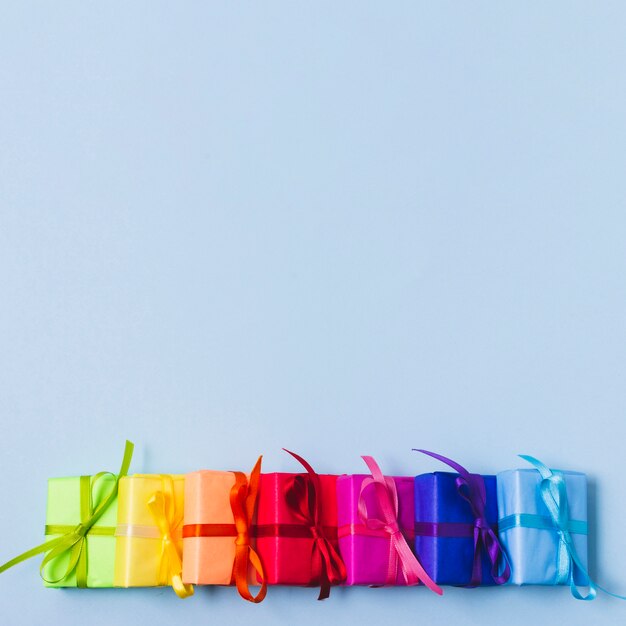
[337,474,414,585]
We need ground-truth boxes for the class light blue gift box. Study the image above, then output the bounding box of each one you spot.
[496,468,588,586]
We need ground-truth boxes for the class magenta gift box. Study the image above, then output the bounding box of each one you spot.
[336,474,416,586]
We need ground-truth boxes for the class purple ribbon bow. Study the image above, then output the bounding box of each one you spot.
[414,449,511,586]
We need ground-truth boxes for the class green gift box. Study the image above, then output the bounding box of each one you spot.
[43,474,119,587]
[0,441,134,587]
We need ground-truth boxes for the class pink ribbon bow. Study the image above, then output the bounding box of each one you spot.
[358,456,443,594]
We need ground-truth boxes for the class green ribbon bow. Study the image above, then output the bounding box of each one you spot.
[0,440,134,588]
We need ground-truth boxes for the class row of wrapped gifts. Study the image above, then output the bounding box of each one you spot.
[0,443,601,602]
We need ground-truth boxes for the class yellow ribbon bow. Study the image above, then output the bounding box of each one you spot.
[147,476,194,599]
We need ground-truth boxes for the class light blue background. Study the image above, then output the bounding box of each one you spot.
[1,2,625,624]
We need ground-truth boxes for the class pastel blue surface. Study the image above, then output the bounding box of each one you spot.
[497,469,589,586]
[414,472,499,585]
[2,2,626,625]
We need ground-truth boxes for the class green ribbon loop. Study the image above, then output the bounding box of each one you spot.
[0,441,134,588]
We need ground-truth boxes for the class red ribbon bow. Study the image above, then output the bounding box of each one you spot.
[283,449,347,600]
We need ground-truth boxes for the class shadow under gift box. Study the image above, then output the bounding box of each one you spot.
[255,473,340,586]
[337,474,415,586]
[414,472,499,586]
[114,474,185,588]
[182,470,259,586]
[44,475,118,587]
[496,469,588,586]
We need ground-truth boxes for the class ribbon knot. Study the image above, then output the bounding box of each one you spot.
[384,521,401,537]
[228,456,267,603]
[235,531,250,547]
[358,456,443,593]
[73,523,90,538]
[0,441,134,588]
[283,449,347,600]
[414,450,510,587]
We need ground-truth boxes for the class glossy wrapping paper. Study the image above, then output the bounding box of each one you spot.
[414,471,499,585]
[497,469,588,586]
[255,472,341,587]
[114,474,186,589]
[336,474,415,586]
[43,475,118,587]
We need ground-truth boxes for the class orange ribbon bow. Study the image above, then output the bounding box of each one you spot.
[229,456,267,603]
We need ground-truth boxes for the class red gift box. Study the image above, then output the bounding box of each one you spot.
[255,450,346,599]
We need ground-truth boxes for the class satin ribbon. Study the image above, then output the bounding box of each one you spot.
[283,449,347,600]
[413,449,511,586]
[228,456,267,603]
[338,524,414,541]
[413,521,495,538]
[142,475,193,599]
[183,523,338,540]
[498,513,587,535]
[519,455,626,601]
[253,523,338,539]
[115,524,182,540]
[0,441,134,587]
[357,456,442,593]
[181,458,267,603]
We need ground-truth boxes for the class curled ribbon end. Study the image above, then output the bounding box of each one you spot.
[171,574,194,599]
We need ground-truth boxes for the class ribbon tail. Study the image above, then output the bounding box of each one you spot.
[486,530,511,585]
[0,535,69,576]
[313,539,333,600]
[233,546,267,604]
[386,540,399,586]
[566,533,621,601]
[466,529,483,587]
[171,573,194,599]
[315,538,346,600]
[88,441,135,529]
[392,534,442,594]
[248,548,268,603]
[413,449,471,480]
[317,569,331,601]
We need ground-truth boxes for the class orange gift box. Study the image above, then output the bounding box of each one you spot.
[182,457,266,603]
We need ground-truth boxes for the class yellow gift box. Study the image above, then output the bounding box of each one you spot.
[114,474,193,598]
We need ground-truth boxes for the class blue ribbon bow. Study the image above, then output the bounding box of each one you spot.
[520,455,626,601]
